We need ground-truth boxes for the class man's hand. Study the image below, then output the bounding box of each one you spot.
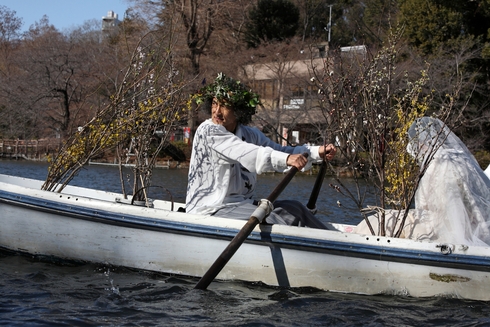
[320,144,336,161]
[286,153,308,170]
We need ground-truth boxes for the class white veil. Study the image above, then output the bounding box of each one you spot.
[407,117,490,246]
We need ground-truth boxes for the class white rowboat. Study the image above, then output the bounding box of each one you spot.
[1,173,489,300]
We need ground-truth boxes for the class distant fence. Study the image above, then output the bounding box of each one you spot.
[0,139,60,160]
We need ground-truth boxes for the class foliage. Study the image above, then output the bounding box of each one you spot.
[295,0,397,47]
[399,0,464,55]
[474,150,490,170]
[42,32,189,203]
[244,0,300,48]
[169,140,192,159]
[310,27,452,236]
[1,0,489,153]
[399,0,490,150]
[0,5,22,42]
[406,0,488,66]
[385,70,431,209]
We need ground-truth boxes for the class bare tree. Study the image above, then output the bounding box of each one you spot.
[426,36,489,151]
[14,18,93,139]
[0,5,24,138]
[149,0,216,76]
[0,5,22,59]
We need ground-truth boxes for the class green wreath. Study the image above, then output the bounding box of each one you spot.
[194,73,261,125]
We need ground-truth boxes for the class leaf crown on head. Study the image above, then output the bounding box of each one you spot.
[194,73,261,125]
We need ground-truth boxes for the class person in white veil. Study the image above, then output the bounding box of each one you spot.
[404,117,490,246]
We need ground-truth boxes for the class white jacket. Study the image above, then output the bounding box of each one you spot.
[185,119,321,215]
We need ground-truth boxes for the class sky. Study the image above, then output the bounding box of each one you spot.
[1,0,130,32]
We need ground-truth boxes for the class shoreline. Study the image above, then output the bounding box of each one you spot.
[1,156,353,177]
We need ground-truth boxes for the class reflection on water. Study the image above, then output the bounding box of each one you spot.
[0,160,371,225]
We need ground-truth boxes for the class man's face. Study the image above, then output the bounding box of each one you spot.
[211,97,238,133]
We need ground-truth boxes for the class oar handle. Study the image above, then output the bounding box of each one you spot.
[306,159,327,210]
[194,154,307,290]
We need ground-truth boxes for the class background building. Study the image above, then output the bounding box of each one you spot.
[102,10,120,32]
[242,43,331,145]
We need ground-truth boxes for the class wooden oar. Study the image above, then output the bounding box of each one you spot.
[194,155,306,290]
[306,158,328,210]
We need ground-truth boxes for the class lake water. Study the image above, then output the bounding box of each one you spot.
[1,160,489,326]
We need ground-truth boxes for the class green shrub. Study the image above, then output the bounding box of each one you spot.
[474,150,490,170]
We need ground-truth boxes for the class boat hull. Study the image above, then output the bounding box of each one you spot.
[1,174,489,300]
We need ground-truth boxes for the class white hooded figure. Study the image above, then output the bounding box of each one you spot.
[405,117,490,246]
[355,117,490,246]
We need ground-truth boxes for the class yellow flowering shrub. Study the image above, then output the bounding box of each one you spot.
[385,70,431,209]
[42,40,188,196]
